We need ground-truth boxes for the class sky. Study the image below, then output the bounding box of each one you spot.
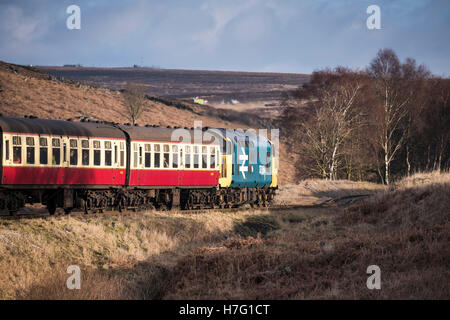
[0,0,448,75]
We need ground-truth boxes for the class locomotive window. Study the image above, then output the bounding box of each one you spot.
[210,147,215,169]
[154,144,161,168]
[40,138,48,165]
[266,150,271,168]
[185,146,191,169]
[93,140,101,166]
[202,146,208,169]
[5,140,10,161]
[105,141,112,166]
[172,145,178,168]
[248,142,255,164]
[163,144,170,168]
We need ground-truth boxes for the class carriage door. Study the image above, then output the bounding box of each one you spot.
[61,137,69,167]
[112,140,120,184]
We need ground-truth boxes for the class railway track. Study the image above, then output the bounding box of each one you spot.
[0,194,372,221]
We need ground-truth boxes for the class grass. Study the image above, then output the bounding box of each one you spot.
[0,172,448,299]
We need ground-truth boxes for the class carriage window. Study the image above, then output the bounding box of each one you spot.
[193,146,199,169]
[39,137,48,165]
[154,144,161,168]
[210,147,215,169]
[163,144,170,168]
[26,137,35,164]
[139,145,143,166]
[114,145,118,164]
[82,140,89,166]
[52,138,60,165]
[93,140,101,166]
[120,142,125,167]
[145,144,151,168]
[69,139,78,166]
[5,140,10,161]
[105,141,112,166]
[12,136,22,164]
[172,145,178,168]
[202,146,208,169]
[185,146,191,169]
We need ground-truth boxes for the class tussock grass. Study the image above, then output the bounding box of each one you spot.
[165,172,450,299]
[275,179,385,206]
[0,210,274,299]
[1,172,448,299]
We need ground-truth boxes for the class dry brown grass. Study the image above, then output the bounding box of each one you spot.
[275,179,385,206]
[0,210,267,299]
[164,172,450,299]
[1,172,448,299]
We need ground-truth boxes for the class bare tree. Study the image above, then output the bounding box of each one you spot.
[368,49,426,184]
[297,68,365,180]
[123,83,147,125]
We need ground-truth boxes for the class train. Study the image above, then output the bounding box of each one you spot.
[0,116,278,215]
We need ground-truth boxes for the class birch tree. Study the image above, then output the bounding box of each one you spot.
[123,83,147,125]
[369,49,420,184]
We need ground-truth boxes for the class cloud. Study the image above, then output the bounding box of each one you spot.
[0,0,448,74]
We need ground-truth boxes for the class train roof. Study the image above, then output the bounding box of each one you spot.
[119,124,220,144]
[0,116,125,139]
[211,128,272,146]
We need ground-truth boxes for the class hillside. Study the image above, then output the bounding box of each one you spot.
[37,66,310,104]
[0,61,297,184]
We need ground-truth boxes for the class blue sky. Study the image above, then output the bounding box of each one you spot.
[0,0,448,75]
